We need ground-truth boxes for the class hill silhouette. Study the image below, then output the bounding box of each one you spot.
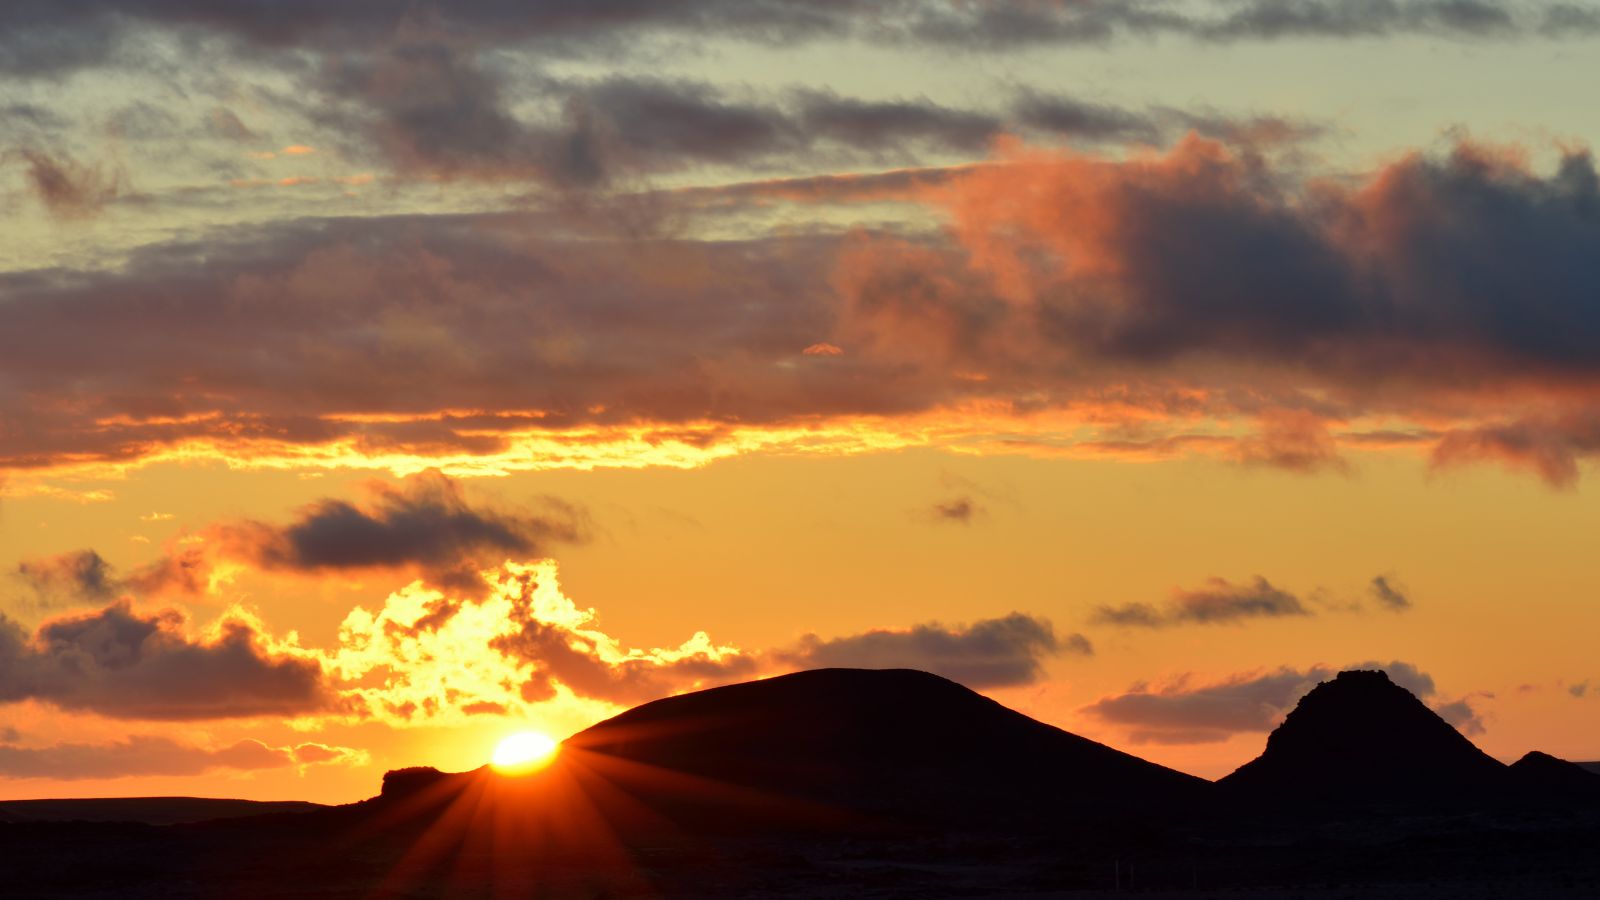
[560,667,1206,829]
[1509,751,1600,803]
[0,796,322,825]
[1219,669,1507,809]
[4,666,1599,897]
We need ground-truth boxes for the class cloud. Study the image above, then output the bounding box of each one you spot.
[6,148,124,218]
[331,559,755,723]
[927,496,983,524]
[1431,414,1600,490]
[0,1,1585,82]
[1081,660,1483,744]
[1093,576,1312,628]
[777,612,1088,689]
[9,473,583,603]
[4,138,1600,485]
[0,735,362,780]
[288,741,366,766]
[13,550,118,608]
[307,58,1295,186]
[204,470,589,593]
[1570,680,1590,698]
[1368,574,1412,611]
[1233,410,1350,474]
[325,557,1075,721]
[0,601,336,720]
[1432,695,1490,736]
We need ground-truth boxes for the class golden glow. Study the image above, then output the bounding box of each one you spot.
[330,559,741,728]
[491,731,558,772]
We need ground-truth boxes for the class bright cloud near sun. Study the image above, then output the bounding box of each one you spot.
[330,560,747,727]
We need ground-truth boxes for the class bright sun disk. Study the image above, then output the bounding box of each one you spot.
[492,731,558,772]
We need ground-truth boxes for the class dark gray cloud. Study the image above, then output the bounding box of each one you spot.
[796,89,1005,155]
[1544,3,1600,32]
[1200,0,1516,40]
[1014,92,1164,145]
[210,471,589,592]
[1432,695,1490,736]
[1093,576,1311,628]
[778,612,1087,688]
[0,601,336,720]
[927,496,982,524]
[1081,660,1483,744]
[4,148,124,218]
[0,1,1586,80]
[1570,680,1589,698]
[7,473,582,601]
[306,55,1285,186]
[1368,574,1412,611]
[13,550,117,608]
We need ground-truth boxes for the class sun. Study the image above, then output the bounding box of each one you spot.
[491,731,559,773]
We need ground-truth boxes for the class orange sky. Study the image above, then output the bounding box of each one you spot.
[1,2,1598,804]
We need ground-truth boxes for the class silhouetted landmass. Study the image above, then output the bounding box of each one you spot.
[0,796,323,825]
[565,667,1207,829]
[1581,761,1600,776]
[1509,751,1600,802]
[1,667,1598,898]
[1219,669,1508,810]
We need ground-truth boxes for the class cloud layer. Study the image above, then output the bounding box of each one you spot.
[0,601,334,720]
[779,613,1088,688]
[1,1,1593,82]
[332,559,1076,724]
[1082,661,1486,744]
[0,734,363,780]
[1093,576,1311,628]
[4,137,1599,484]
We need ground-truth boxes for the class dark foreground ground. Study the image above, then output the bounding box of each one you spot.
[7,670,1595,898]
[4,804,1598,899]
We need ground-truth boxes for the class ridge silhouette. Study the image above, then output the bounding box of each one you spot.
[1219,669,1600,812]
[1219,669,1505,809]
[562,667,1206,826]
[3,666,1598,897]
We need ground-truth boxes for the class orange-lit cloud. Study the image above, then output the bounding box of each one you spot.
[330,560,752,725]
[3,138,1600,485]
[0,735,364,780]
[19,472,592,602]
[0,601,335,720]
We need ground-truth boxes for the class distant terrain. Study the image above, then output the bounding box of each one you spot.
[0,797,323,825]
[2,667,1597,898]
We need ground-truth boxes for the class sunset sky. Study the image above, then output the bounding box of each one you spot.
[2,1,1599,804]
